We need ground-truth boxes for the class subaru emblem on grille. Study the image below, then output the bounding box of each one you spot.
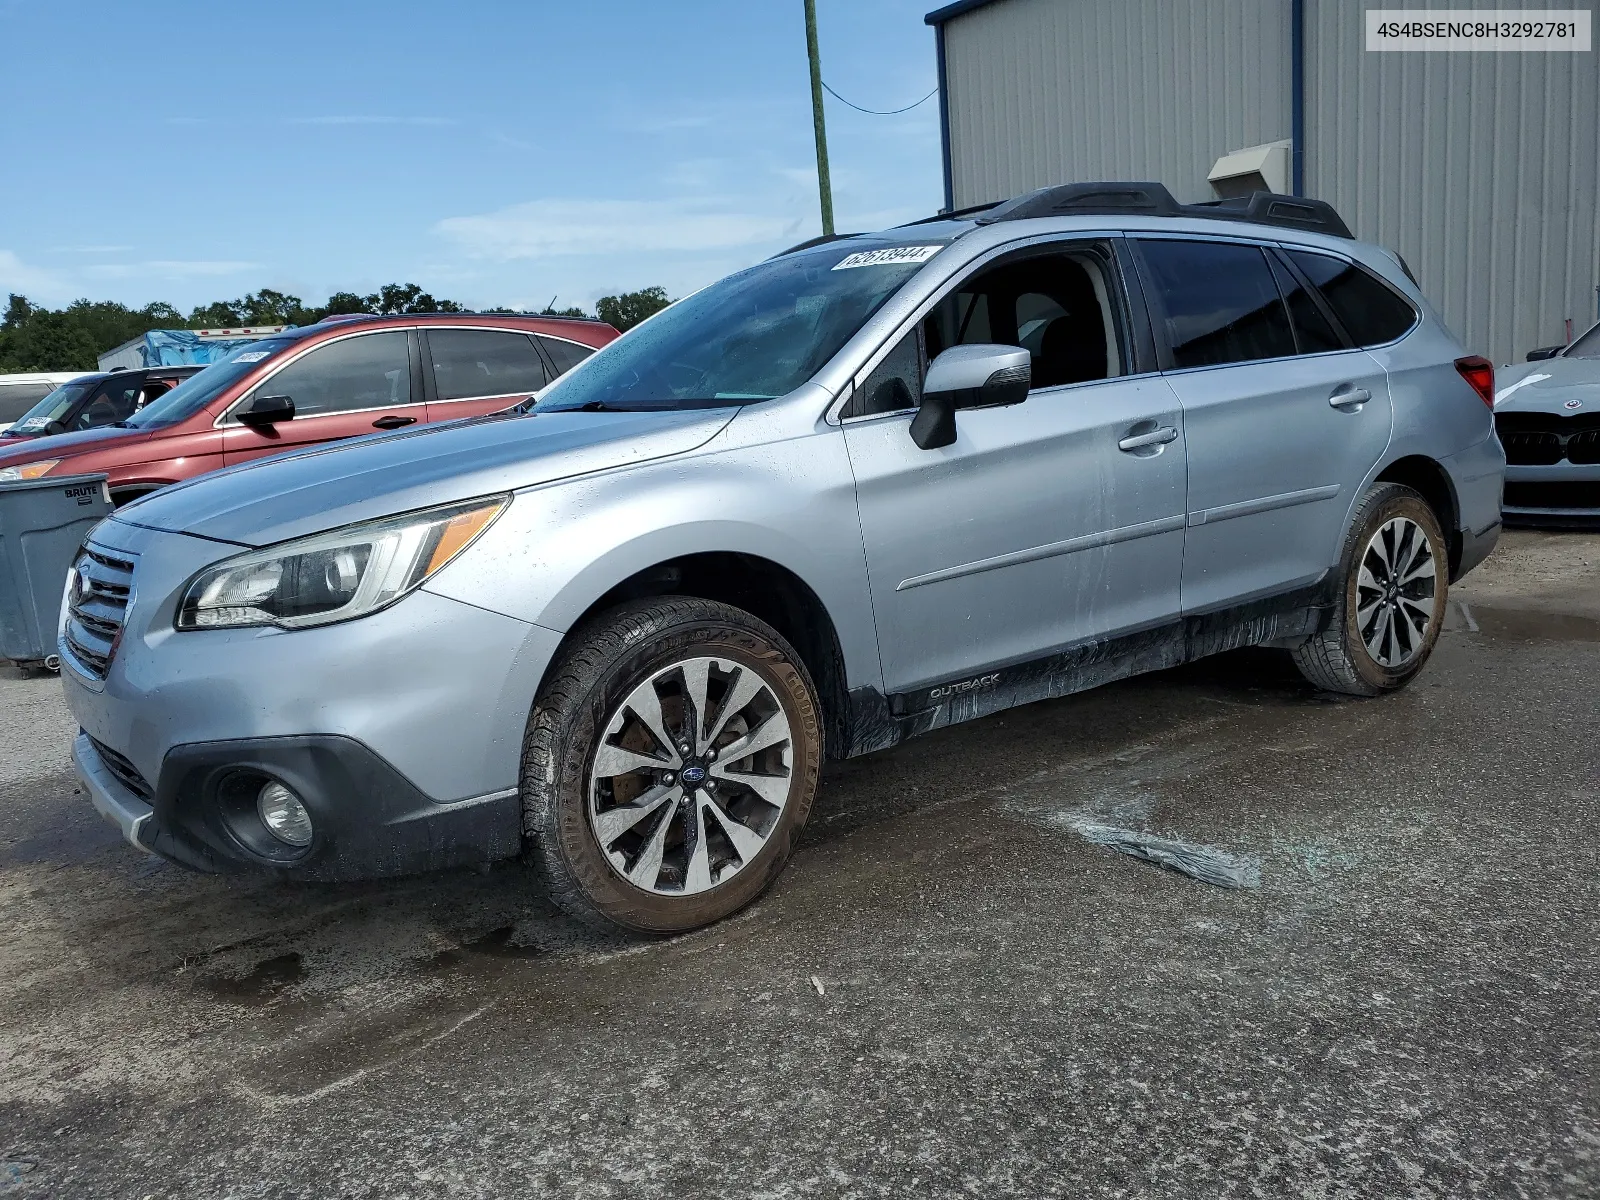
[1565,399,1583,410]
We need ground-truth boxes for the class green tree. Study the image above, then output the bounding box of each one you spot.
[0,308,99,371]
[596,286,672,332]
[363,283,464,315]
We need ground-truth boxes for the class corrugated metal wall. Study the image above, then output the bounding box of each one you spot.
[942,0,1293,207]
[940,0,1600,363]
[1304,0,1600,362]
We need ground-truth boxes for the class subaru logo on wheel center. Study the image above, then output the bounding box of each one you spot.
[680,764,707,785]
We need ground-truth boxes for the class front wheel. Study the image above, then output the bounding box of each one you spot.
[521,597,821,934]
[1291,483,1449,696]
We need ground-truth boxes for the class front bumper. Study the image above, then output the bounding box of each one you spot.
[72,729,523,879]
[1501,463,1600,526]
[63,518,564,879]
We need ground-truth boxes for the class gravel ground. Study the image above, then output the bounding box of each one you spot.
[1,530,1597,1199]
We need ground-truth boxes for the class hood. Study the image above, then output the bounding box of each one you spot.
[1494,357,1600,413]
[0,424,152,464]
[117,407,737,546]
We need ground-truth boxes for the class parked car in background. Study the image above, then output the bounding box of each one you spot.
[0,371,97,433]
[63,184,1502,936]
[1,366,203,440]
[0,313,617,501]
[1494,318,1600,524]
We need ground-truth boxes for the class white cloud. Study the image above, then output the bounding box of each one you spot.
[0,250,68,299]
[435,199,804,261]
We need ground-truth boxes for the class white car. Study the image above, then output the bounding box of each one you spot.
[0,372,97,434]
[1494,319,1600,524]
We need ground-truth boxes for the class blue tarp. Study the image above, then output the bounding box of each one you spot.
[139,330,280,366]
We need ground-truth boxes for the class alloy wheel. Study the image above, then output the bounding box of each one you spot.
[1355,515,1438,668]
[587,656,794,896]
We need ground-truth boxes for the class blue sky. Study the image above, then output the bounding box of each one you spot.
[0,0,944,315]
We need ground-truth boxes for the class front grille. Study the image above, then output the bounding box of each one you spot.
[63,547,135,681]
[87,735,154,802]
[1497,411,1600,465]
[1569,430,1600,465]
[1503,481,1600,511]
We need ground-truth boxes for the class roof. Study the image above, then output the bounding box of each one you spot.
[924,0,1004,25]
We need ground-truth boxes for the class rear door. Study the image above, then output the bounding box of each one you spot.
[1133,237,1394,614]
[222,329,424,465]
[422,327,551,423]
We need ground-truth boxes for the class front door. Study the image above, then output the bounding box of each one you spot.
[1133,237,1395,613]
[223,328,425,466]
[843,240,1188,694]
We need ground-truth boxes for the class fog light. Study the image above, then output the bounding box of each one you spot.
[257,781,313,847]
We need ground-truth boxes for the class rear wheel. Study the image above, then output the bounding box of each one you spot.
[1290,483,1448,696]
[522,597,821,934]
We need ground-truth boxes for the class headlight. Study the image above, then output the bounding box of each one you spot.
[0,459,61,482]
[176,496,508,631]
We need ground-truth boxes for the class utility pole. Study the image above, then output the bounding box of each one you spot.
[803,0,835,236]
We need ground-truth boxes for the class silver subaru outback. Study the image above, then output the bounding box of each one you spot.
[64,184,1505,933]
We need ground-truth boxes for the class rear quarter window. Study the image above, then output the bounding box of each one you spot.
[1286,251,1419,348]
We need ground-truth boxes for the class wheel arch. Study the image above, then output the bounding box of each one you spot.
[1373,454,1462,577]
[555,551,853,761]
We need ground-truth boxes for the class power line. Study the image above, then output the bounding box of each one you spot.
[821,80,938,116]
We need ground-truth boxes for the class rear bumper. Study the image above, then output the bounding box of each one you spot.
[1439,435,1505,580]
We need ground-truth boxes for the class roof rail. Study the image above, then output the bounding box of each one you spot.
[314,310,611,324]
[1186,192,1353,239]
[955,181,1352,239]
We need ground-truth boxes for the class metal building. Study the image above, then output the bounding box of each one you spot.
[925,0,1600,364]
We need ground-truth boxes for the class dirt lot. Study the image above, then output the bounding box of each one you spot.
[2,530,1597,1199]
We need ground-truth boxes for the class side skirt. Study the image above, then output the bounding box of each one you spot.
[845,584,1328,757]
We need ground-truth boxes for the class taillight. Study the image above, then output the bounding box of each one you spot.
[1455,355,1495,408]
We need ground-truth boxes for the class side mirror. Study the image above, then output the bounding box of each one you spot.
[1525,345,1564,361]
[238,394,295,427]
[909,344,1031,450]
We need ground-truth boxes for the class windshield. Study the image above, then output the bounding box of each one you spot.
[125,338,301,429]
[533,238,953,413]
[5,380,98,433]
[1567,320,1600,360]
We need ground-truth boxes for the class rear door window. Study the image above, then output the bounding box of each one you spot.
[1285,250,1419,347]
[536,335,595,376]
[250,331,413,417]
[1135,239,1297,369]
[1268,253,1344,355]
[428,329,550,400]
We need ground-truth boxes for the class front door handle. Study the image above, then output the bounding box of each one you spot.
[372,415,418,430]
[1328,386,1372,411]
[1118,425,1179,452]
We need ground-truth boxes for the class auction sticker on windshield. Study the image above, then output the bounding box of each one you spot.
[832,245,944,270]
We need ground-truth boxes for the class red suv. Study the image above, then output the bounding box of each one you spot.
[0,314,618,503]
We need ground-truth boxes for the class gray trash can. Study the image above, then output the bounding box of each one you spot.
[0,473,113,670]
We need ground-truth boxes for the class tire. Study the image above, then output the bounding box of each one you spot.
[522,597,822,934]
[1291,483,1449,696]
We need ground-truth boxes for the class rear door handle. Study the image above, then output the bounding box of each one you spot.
[1328,387,1372,410]
[1118,426,1179,452]
[372,415,418,430]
